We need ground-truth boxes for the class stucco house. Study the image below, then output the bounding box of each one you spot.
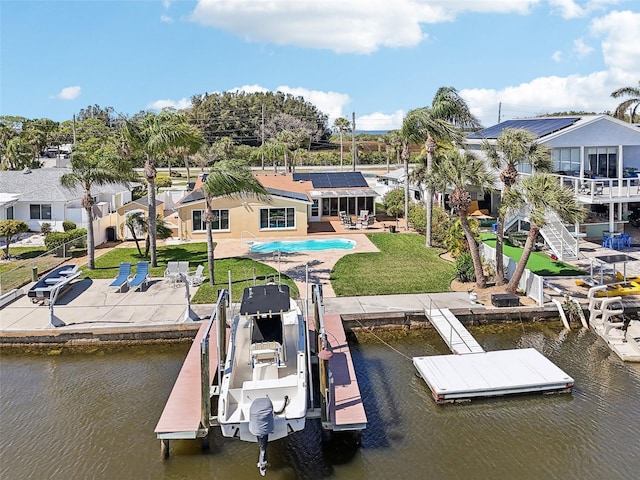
[173,171,378,240]
[0,167,134,242]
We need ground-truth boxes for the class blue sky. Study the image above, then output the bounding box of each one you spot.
[1,0,638,129]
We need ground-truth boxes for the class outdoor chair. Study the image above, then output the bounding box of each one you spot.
[186,264,205,287]
[109,262,131,292]
[128,261,150,292]
[343,216,358,229]
[164,261,179,283]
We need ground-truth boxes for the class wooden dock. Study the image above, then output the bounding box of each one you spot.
[155,321,218,440]
[323,314,368,431]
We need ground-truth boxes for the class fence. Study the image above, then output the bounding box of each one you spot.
[0,235,88,295]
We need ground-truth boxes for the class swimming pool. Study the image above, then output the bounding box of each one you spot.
[250,238,356,253]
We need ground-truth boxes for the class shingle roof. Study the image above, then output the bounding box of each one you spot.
[0,168,132,202]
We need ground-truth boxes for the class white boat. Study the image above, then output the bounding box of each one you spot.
[217,283,308,475]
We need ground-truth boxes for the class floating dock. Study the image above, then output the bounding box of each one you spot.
[413,307,574,403]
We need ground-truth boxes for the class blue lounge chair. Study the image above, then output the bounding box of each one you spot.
[128,261,149,292]
[109,262,131,292]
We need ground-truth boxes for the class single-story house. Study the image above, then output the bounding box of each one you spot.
[0,167,135,242]
[174,173,311,241]
[115,196,166,240]
[173,171,378,240]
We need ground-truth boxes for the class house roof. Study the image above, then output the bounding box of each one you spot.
[0,168,133,202]
[465,114,640,143]
[292,172,369,188]
[129,196,164,208]
[466,117,581,140]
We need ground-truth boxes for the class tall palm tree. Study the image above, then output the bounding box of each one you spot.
[202,160,269,284]
[60,140,134,269]
[431,149,497,288]
[400,107,461,245]
[502,173,585,293]
[122,110,203,267]
[333,117,350,170]
[482,128,552,285]
[611,81,640,123]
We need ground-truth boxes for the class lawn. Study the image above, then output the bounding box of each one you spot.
[84,244,299,302]
[481,234,587,276]
[331,233,455,296]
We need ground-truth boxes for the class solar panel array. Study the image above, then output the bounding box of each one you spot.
[466,117,580,140]
[266,187,309,202]
[292,172,369,188]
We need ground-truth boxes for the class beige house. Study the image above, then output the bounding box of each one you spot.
[174,174,311,241]
[115,197,166,240]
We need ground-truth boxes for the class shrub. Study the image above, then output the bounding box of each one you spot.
[455,252,476,282]
[62,220,76,232]
[44,232,67,251]
[155,175,172,190]
[40,222,52,235]
[408,203,426,234]
[431,206,451,248]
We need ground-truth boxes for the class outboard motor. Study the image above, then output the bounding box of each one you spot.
[249,397,274,476]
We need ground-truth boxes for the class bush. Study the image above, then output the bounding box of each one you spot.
[455,252,476,283]
[431,206,451,248]
[408,203,426,234]
[44,232,67,251]
[62,220,76,232]
[155,175,172,190]
[40,222,52,235]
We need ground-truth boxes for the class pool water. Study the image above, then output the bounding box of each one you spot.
[250,238,356,253]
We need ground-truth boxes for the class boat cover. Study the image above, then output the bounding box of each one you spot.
[249,397,274,436]
[240,284,291,315]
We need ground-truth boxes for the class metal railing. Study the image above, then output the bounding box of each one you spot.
[0,235,88,295]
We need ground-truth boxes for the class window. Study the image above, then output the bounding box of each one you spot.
[192,209,229,231]
[311,200,319,216]
[6,206,13,220]
[552,148,581,174]
[260,207,295,229]
[587,146,618,178]
[29,204,52,220]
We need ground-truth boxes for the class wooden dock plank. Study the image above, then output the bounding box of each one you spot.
[155,321,219,437]
[323,314,367,430]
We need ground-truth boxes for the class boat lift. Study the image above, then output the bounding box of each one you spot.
[155,282,366,458]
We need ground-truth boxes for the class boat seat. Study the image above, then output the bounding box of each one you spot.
[252,363,279,382]
[250,341,282,366]
[45,278,62,285]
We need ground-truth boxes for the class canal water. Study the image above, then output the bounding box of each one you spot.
[1,323,639,480]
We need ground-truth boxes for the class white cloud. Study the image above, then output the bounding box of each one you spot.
[548,0,585,19]
[573,38,594,57]
[160,15,173,23]
[188,0,540,54]
[147,98,191,111]
[54,86,81,100]
[551,50,562,62]
[162,0,172,9]
[357,110,405,131]
[590,10,640,81]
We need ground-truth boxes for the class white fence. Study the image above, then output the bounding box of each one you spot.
[480,243,545,306]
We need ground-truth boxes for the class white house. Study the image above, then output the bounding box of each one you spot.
[0,167,135,244]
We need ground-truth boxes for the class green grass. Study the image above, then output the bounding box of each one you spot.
[481,234,587,276]
[83,243,299,302]
[331,233,455,296]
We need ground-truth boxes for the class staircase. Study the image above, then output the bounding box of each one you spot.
[504,208,579,261]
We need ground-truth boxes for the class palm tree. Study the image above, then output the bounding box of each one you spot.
[333,117,350,170]
[482,128,552,285]
[122,110,203,267]
[60,140,134,269]
[502,173,585,293]
[431,149,497,289]
[400,107,461,244]
[202,160,269,284]
[611,81,640,123]
[123,211,145,256]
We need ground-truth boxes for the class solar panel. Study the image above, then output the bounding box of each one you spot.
[292,172,369,188]
[466,117,580,140]
[266,187,309,202]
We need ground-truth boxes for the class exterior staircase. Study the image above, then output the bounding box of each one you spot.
[504,208,579,261]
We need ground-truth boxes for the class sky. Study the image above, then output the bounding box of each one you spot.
[1,0,639,130]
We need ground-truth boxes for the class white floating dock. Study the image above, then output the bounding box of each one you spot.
[426,308,484,354]
[413,348,574,404]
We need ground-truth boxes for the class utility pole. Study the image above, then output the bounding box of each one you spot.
[72,114,77,146]
[261,103,265,170]
[498,102,501,124]
[352,111,357,172]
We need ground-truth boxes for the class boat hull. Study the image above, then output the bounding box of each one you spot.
[220,417,306,442]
